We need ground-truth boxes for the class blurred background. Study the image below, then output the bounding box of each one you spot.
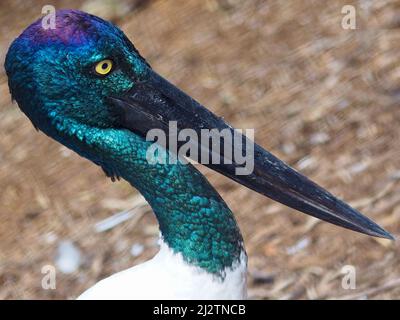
[1,0,400,299]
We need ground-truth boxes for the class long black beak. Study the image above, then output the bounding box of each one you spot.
[108,68,393,240]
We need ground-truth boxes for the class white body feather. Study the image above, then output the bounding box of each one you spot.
[78,239,247,300]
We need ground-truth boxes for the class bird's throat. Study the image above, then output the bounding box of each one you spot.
[49,119,245,276]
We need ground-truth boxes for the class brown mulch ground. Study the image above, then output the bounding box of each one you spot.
[1,0,400,299]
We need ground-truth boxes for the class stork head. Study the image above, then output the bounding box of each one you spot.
[5,9,147,129]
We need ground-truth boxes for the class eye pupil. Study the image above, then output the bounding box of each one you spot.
[101,63,108,70]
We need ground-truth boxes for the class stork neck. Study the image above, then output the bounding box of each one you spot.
[47,119,244,276]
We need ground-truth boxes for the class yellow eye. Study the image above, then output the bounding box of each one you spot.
[95,59,113,76]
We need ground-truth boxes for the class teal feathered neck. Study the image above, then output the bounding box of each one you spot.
[45,116,244,276]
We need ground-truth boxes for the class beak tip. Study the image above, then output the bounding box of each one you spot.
[372,226,395,241]
[381,231,395,241]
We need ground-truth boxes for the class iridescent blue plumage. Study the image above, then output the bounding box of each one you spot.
[5,10,244,276]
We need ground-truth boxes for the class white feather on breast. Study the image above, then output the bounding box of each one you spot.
[77,239,247,300]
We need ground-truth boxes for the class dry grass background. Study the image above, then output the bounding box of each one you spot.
[1,0,400,299]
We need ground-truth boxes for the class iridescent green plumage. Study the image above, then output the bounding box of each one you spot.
[5,9,244,276]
